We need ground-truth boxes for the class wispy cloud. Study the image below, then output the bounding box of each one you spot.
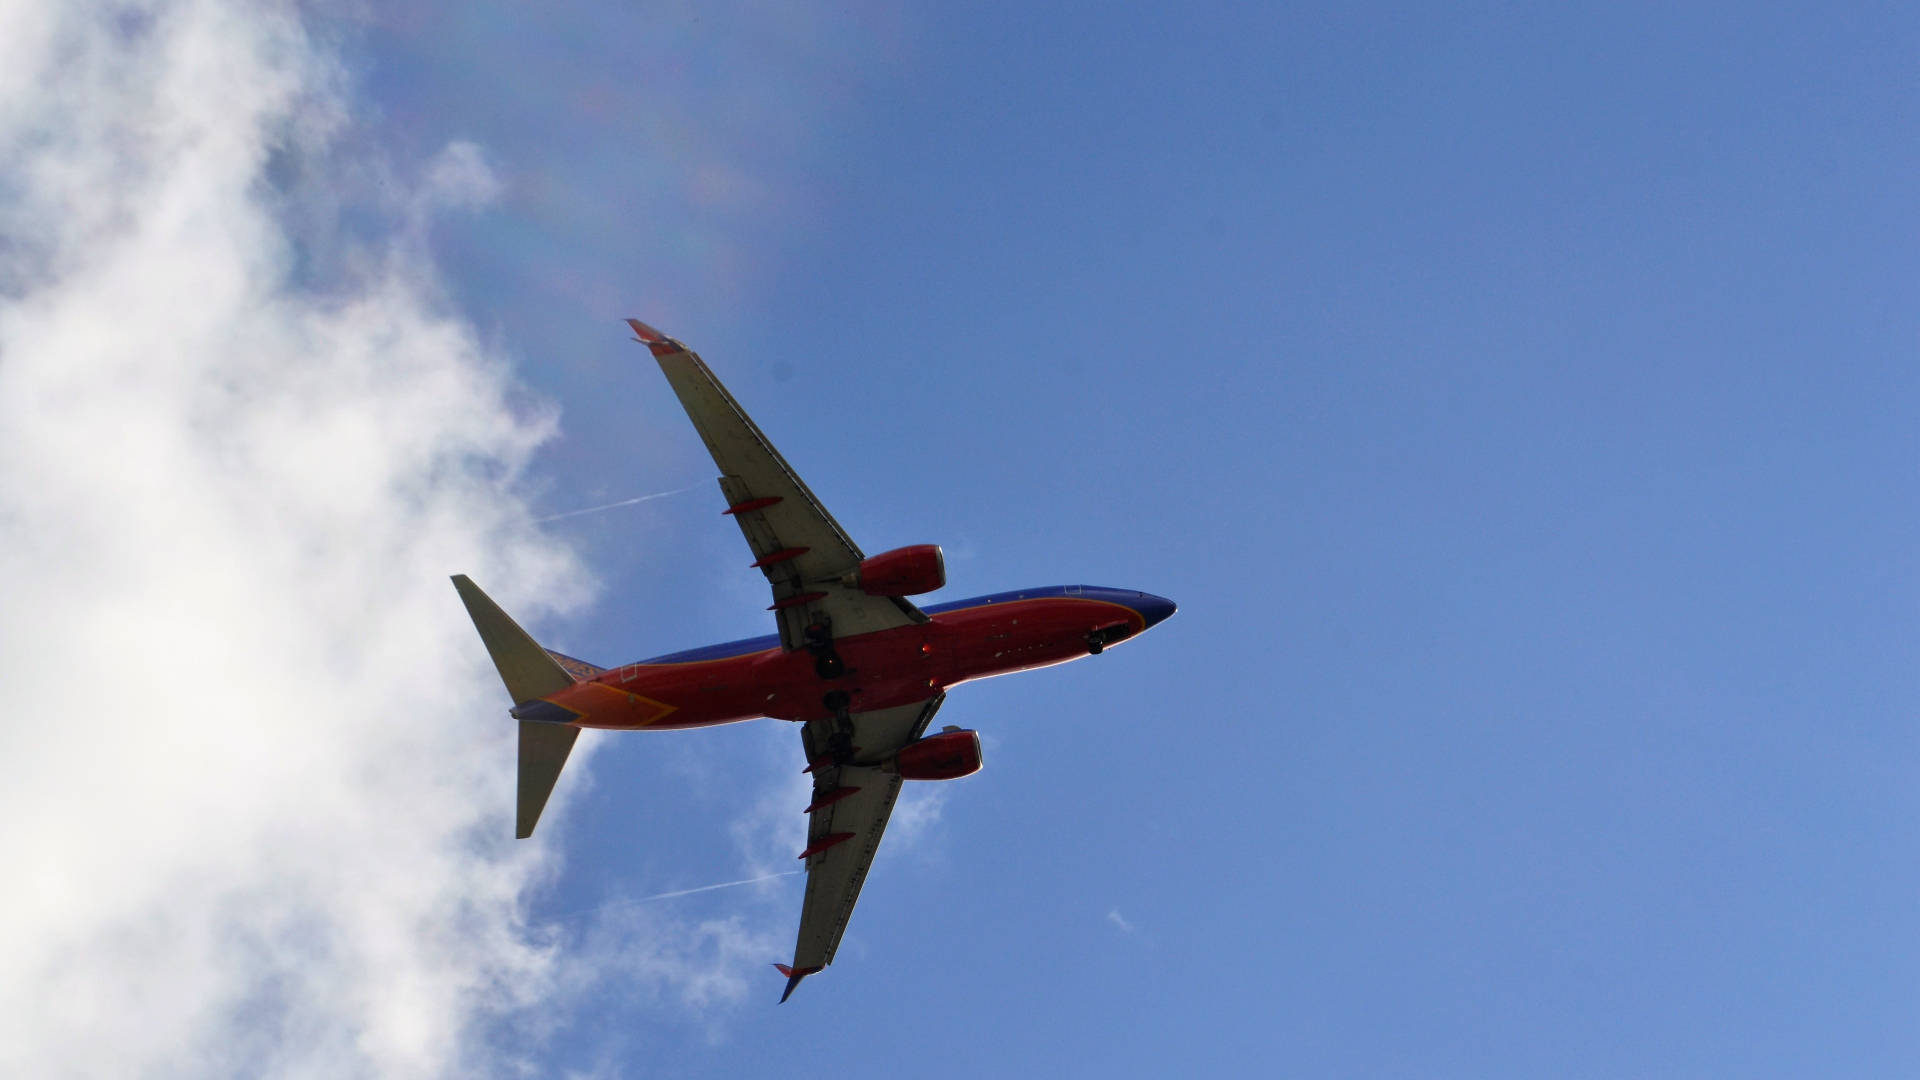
[730,721,820,877]
[564,906,783,1016]
[890,783,953,847]
[1107,908,1137,934]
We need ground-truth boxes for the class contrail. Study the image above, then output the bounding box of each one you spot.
[625,869,803,903]
[533,483,704,524]
[550,869,803,922]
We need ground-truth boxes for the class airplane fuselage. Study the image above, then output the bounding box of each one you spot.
[518,585,1175,731]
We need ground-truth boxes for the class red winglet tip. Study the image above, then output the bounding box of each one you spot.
[624,317,681,356]
[776,964,821,1003]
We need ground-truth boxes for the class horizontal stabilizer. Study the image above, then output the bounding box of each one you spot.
[517,720,580,840]
[451,574,583,839]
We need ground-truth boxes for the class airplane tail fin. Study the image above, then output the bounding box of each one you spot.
[544,649,607,681]
[450,574,585,839]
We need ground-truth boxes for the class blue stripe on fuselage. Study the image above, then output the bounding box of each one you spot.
[638,635,781,664]
[632,586,1149,665]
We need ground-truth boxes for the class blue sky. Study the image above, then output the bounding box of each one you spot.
[342,2,1920,1072]
[5,1,1911,1075]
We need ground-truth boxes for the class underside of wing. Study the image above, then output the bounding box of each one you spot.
[780,694,945,1001]
[629,319,925,649]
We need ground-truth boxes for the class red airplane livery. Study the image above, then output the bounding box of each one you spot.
[454,320,1176,1002]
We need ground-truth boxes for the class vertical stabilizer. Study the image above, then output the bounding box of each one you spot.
[450,574,583,839]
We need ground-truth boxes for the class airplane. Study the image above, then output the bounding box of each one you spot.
[452,318,1176,1002]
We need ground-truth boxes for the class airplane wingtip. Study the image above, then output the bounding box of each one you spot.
[774,963,819,1003]
[624,317,682,356]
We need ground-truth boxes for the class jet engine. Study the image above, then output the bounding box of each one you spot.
[845,544,945,597]
[895,728,982,781]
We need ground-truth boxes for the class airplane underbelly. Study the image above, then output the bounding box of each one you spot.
[934,596,1142,683]
[549,596,1146,728]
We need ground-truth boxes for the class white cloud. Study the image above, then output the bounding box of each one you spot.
[729,723,820,877]
[420,141,505,213]
[0,2,610,1074]
[889,782,952,847]
[1107,908,1137,934]
[570,907,781,1016]
[0,6,946,1068]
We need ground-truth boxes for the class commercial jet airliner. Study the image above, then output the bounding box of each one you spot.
[453,319,1176,1002]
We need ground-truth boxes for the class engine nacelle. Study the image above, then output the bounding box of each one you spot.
[849,544,945,597]
[896,728,982,781]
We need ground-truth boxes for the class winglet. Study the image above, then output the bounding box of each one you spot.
[625,317,684,357]
[775,963,821,1003]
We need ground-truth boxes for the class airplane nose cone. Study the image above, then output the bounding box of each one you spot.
[1135,592,1177,629]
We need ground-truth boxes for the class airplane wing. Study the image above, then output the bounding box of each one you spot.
[780,693,946,1002]
[630,319,926,650]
